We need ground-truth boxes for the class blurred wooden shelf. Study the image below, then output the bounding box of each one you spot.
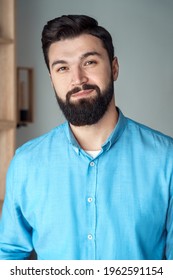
[0,0,16,200]
[0,37,14,44]
[0,120,16,130]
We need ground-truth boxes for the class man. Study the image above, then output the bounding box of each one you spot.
[0,15,173,260]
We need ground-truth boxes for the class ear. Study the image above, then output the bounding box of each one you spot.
[112,57,119,81]
[49,73,54,87]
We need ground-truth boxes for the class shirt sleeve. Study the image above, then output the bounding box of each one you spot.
[166,171,173,259]
[0,159,33,260]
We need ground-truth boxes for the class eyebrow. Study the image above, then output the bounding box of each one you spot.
[81,51,102,59]
[51,59,67,69]
[51,51,102,69]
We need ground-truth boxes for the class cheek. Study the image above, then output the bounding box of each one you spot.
[50,71,73,101]
[93,70,111,88]
[51,75,68,93]
[51,81,67,102]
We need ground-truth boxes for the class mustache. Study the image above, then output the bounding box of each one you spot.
[66,84,100,100]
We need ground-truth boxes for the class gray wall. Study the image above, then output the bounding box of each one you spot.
[16,0,173,147]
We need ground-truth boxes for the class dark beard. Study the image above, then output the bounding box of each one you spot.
[54,80,114,126]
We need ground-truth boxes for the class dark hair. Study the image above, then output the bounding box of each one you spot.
[41,15,114,71]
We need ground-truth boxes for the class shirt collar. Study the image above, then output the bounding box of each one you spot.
[64,107,127,154]
[101,107,127,151]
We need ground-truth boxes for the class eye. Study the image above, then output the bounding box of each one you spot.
[84,60,97,67]
[57,66,69,73]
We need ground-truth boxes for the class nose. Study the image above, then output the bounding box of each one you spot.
[71,66,88,86]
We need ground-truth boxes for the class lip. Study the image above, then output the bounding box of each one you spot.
[71,89,94,99]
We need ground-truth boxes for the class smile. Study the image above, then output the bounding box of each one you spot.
[71,89,95,99]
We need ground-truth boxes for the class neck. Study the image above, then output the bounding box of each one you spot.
[70,98,118,151]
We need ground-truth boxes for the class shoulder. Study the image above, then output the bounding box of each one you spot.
[5,123,68,198]
[14,122,68,161]
[127,118,173,144]
[126,117,173,147]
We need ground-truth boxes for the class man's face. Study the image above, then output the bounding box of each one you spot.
[48,34,119,126]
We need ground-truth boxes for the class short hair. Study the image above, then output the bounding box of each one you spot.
[41,15,114,71]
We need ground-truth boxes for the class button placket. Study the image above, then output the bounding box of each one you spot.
[88,234,93,240]
[87,197,93,203]
[86,158,97,259]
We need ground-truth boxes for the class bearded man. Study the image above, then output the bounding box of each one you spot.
[0,15,173,260]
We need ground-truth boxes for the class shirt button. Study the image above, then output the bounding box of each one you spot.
[88,197,93,203]
[90,161,95,167]
[88,234,93,240]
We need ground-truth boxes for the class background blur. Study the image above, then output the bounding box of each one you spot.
[16,0,173,147]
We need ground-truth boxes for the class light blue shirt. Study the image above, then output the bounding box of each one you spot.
[0,109,173,260]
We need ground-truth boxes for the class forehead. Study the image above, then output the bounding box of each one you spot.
[48,34,108,62]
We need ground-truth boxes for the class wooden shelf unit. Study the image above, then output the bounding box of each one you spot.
[0,37,14,44]
[0,0,16,200]
[0,120,16,130]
